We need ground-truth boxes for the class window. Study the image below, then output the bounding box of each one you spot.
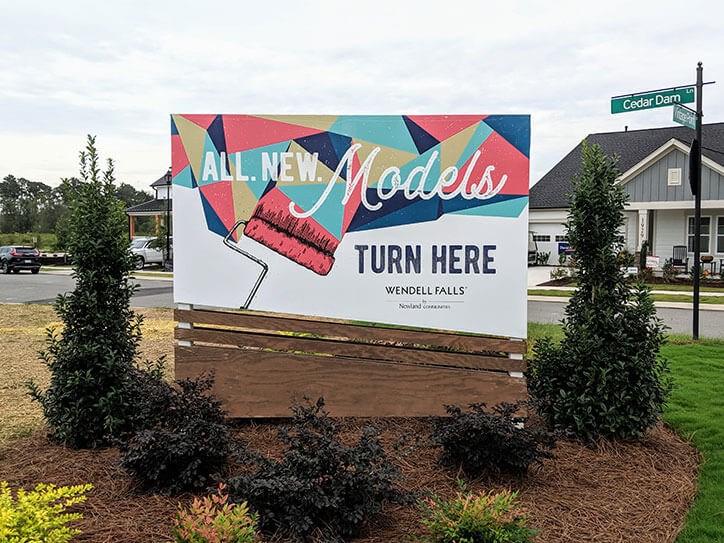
[532,234,551,242]
[667,168,682,186]
[717,217,724,254]
[687,216,711,253]
[555,235,568,242]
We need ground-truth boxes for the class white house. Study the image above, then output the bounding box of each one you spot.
[530,122,724,272]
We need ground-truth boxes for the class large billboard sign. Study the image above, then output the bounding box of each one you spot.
[172,115,530,338]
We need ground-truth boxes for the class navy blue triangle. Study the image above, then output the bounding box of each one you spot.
[403,116,439,155]
[482,115,530,157]
[440,193,516,214]
[294,132,347,180]
[329,132,353,164]
[347,190,441,232]
[170,116,179,136]
[199,190,227,237]
[207,115,227,155]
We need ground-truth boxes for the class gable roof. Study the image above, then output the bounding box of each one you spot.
[151,168,172,187]
[530,122,724,209]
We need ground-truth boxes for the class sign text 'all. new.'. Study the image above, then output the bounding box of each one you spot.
[611,87,695,114]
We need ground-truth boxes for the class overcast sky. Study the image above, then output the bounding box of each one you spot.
[1,0,722,191]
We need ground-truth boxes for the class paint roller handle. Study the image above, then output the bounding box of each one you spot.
[223,220,269,309]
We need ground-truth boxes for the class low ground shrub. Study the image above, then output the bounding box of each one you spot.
[227,397,404,542]
[0,481,92,543]
[419,481,537,543]
[119,372,231,493]
[173,483,260,543]
[430,402,556,476]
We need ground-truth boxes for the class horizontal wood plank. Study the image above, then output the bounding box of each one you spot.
[175,327,526,373]
[176,345,527,418]
[175,309,527,354]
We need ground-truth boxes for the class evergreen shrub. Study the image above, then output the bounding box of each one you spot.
[527,142,671,442]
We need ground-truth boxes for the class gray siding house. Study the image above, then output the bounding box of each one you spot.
[530,123,724,269]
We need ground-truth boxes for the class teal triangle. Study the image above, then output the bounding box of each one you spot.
[456,122,494,169]
[396,145,442,192]
[198,133,221,187]
[449,196,528,218]
[234,140,291,199]
[330,116,418,154]
[172,164,195,188]
[276,183,346,238]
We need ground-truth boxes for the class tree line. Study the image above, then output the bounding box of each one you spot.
[0,174,155,248]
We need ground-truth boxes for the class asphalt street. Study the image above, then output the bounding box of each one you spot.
[0,269,173,308]
[1,269,722,338]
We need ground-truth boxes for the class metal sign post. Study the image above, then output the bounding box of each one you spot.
[693,62,703,340]
[611,62,715,340]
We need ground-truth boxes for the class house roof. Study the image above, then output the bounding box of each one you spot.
[530,122,724,209]
[151,169,172,187]
[126,199,172,215]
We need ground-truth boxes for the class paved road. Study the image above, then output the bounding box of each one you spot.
[2,271,722,338]
[529,299,724,339]
[0,270,173,308]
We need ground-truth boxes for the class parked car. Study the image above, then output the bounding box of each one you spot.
[0,246,41,274]
[130,236,172,270]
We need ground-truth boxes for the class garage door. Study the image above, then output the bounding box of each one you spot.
[530,223,567,265]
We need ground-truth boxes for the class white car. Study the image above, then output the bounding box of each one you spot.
[130,237,165,269]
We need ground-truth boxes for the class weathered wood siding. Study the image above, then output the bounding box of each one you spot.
[175,308,527,418]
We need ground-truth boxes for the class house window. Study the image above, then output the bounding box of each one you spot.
[667,168,682,186]
[687,216,711,253]
[532,234,551,242]
[717,217,724,253]
[555,235,568,242]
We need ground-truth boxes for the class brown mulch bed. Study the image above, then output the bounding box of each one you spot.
[0,418,699,543]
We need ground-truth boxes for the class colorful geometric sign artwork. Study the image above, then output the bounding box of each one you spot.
[172,114,530,338]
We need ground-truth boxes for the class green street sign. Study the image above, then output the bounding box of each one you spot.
[673,103,697,130]
[611,86,695,114]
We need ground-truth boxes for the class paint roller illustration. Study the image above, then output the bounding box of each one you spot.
[223,179,354,309]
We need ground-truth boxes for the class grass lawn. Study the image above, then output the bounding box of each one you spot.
[528,323,724,543]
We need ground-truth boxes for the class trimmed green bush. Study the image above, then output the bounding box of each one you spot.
[527,142,671,442]
[30,135,144,448]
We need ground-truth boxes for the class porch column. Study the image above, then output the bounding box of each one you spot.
[637,209,648,251]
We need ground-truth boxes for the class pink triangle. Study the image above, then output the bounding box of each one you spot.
[171,134,190,176]
[223,115,325,153]
[181,114,218,130]
[405,115,488,143]
[452,132,529,196]
[199,181,236,232]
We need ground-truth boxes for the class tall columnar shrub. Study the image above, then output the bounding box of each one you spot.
[527,142,671,442]
[30,135,143,448]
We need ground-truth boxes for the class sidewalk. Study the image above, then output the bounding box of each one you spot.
[527,266,724,311]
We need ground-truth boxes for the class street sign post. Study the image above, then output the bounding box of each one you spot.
[610,65,717,340]
[611,86,694,114]
[673,103,697,129]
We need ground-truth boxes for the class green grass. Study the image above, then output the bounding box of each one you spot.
[528,289,724,305]
[0,232,58,250]
[527,323,724,542]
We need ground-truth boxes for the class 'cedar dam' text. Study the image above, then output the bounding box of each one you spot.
[354,244,496,274]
